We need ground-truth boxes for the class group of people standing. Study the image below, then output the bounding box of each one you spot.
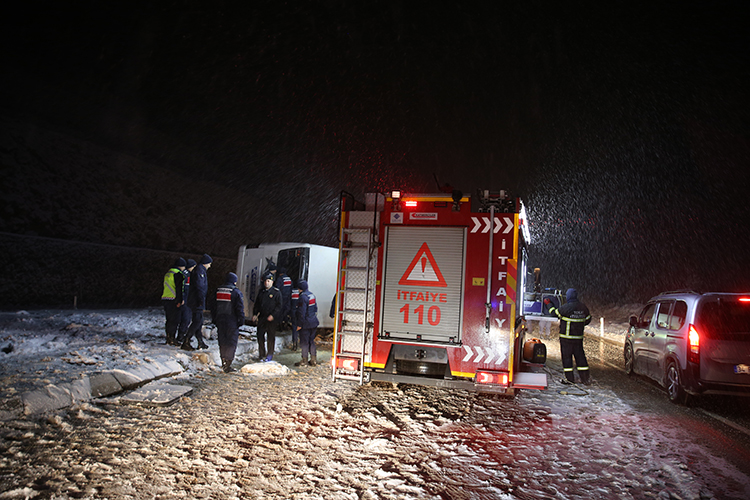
[160,254,213,351]
[252,264,320,367]
[161,258,320,373]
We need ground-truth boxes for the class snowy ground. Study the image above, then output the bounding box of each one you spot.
[1,307,750,499]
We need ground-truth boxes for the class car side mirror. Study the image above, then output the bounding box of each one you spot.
[629,315,638,327]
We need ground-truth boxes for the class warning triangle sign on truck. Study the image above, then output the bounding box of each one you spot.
[398,242,448,287]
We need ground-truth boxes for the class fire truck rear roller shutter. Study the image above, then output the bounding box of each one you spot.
[381,226,465,342]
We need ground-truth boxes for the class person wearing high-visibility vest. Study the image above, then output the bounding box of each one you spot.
[162,258,186,345]
[545,288,592,385]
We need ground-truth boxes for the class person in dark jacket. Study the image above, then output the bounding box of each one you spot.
[276,267,293,344]
[546,288,592,385]
[176,258,197,344]
[253,272,282,362]
[161,258,186,345]
[294,280,320,367]
[290,285,300,350]
[210,272,245,373]
[182,254,212,351]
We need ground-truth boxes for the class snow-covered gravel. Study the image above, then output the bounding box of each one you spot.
[1,307,749,499]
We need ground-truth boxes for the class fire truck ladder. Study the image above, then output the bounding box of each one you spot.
[332,226,375,384]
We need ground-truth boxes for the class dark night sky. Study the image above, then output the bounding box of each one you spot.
[2,1,749,303]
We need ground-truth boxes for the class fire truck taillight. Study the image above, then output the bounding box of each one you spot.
[739,297,750,303]
[476,370,509,386]
[688,324,700,363]
[404,200,417,207]
[335,357,359,371]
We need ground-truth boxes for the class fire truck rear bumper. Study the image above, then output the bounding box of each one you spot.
[367,371,547,392]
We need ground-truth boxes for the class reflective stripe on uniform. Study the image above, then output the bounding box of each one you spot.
[550,307,591,337]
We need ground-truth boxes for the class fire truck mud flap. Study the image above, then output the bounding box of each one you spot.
[512,372,548,390]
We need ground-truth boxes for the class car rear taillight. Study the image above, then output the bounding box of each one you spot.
[476,370,509,386]
[688,324,700,363]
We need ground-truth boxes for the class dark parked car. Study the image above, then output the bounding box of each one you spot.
[624,291,750,404]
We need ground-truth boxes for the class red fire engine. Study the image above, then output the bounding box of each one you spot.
[331,189,547,394]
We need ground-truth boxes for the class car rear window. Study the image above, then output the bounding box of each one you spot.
[697,298,750,340]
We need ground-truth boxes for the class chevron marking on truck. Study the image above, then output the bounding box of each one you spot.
[470,216,514,234]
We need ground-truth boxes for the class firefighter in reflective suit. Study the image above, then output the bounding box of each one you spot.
[546,288,592,385]
[211,272,245,373]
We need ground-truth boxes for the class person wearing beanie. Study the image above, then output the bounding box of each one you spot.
[546,288,592,385]
[294,279,320,367]
[176,258,198,345]
[161,258,186,345]
[252,272,282,362]
[182,254,212,351]
[210,272,245,373]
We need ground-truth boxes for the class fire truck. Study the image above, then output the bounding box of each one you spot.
[331,189,548,394]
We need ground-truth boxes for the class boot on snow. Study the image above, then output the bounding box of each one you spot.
[181,341,195,351]
[222,359,236,373]
[308,355,317,367]
[294,358,308,367]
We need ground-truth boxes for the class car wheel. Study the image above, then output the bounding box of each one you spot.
[666,360,688,405]
[624,343,635,375]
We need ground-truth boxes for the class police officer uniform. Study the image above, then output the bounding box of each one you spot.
[253,272,282,362]
[182,254,212,351]
[294,280,320,366]
[210,272,245,372]
[177,258,196,344]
